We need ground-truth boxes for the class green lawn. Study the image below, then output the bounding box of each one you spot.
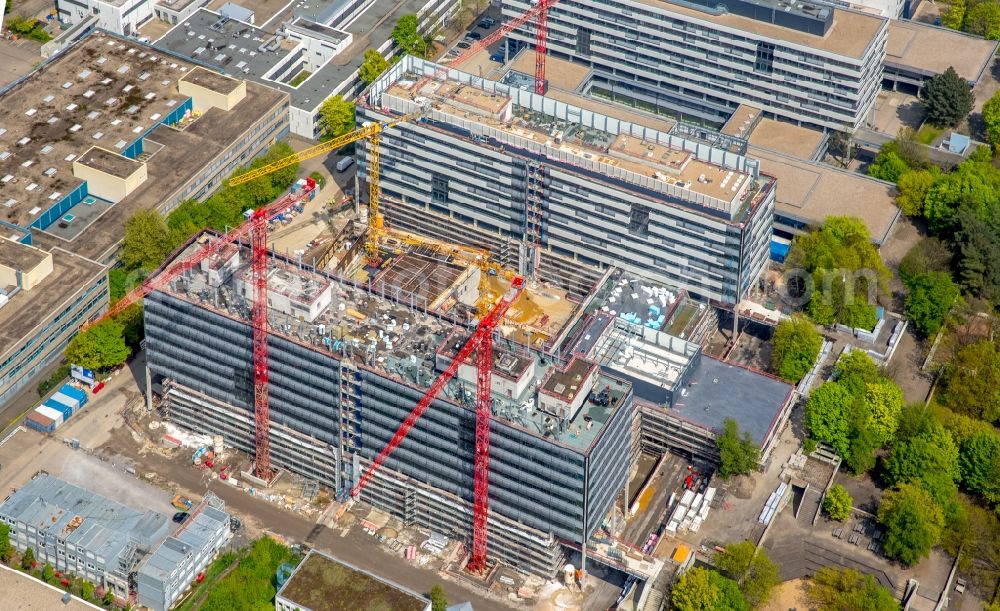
[289,70,312,87]
[915,124,943,145]
[177,537,300,611]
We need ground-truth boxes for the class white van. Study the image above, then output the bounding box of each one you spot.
[336,157,355,172]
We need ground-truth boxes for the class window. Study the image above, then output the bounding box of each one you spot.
[754,42,775,74]
[576,28,591,55]
[431,173,448,204]
[628,203,650,237]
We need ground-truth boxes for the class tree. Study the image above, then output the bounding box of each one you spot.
[882,422,959,506]
[868,150,910,183]
[943,0,966,29]
[770,316,822,382]
[898,238,952,285]
[318,95,355,139]
[983,90,1000,151]
[953,208,1000,304]
[823,484,853,521]
[392,14,426,57]
[20,547,34,571]
[939,340,1000,423]
[805,382,855,457]
[716,418,760,479]
[359,49,391,84]
[121,210,170,272]
[878,483,944,566]
[429,584,448,611]
[671,567,721,611]
[896,169,937,217]
[41,562,54,583]
[0,523,10,564]
[965,0,1000,39]
[785,216,890,328]
[904,272,960,336]
[807,567,900,611]
[863,379,903,444]
[827,129,856,168]
[715,541,779,608]
[708,571,749,611]
[65,320,130,372]
[923,66,974,127]
[959,428,1000,504]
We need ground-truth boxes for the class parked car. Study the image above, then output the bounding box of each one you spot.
[456,41,472,49]
[478,17,496,28]
[466,31,483,40]
[173,512,189,524]
[489,52,504,62]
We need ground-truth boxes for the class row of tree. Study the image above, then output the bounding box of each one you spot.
[64,142,301,373]
[943,0,1000,41]
[870,128,998,313]
[670,542,899,611]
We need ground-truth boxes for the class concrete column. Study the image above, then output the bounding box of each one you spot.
[144,364,153,411]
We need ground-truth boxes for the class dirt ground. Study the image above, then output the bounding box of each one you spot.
[762,578,814,611]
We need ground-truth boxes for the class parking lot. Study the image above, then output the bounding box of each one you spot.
[437,5,511,78]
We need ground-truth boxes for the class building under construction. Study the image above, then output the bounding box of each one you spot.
[144,220,792,576]
[145,236,634,576]
[357,56,776,305]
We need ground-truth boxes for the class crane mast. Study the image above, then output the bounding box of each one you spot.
[250,208,272,480]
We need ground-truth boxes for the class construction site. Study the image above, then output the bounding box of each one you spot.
[0,3,791,605]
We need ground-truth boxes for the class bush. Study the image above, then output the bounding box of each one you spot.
[5,16,51,43]
[823,484,853,521]
[770,316,822,382]
[37,363,71,397]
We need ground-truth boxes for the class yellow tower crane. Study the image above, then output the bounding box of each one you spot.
[228,105,428,261]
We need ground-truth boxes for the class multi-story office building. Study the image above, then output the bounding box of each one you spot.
[144,237,635,576]
[358,56,775,305]
[156,0,460,138]
[502,0,888,131]
[0,31,289,409]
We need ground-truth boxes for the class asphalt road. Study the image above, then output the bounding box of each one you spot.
[101,428,509,610]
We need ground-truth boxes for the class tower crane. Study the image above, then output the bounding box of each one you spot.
[350,276,525,572]
[128,0,560,567]
[97,179,319,480]
[228,107,428,262]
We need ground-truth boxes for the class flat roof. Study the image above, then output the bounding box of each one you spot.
[0,237,48,270]
[541,356,598,402]
[0,34,205,228]
[747,119,826,160]
[383,74,766,220]
[277,551,428,611]
[748,145,899,243]
[670,356,792,445]
[181,66,243,95]
[721,104,761,139]
[162,233,630,453]
[77,146,143,179]
[0,248,105,364]
[886,20,999,83]
[0,565,100,611]
[0,31,286,262]
[508,49,591,92]
[637,0,886,59]
[156,0,430,110]
[504,52,677,133]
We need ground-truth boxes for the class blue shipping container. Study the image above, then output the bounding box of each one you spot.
[60,384,88,407]
[51,391,80,411]
[44,398,73,421]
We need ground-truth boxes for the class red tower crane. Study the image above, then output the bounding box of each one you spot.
[351,277,525,570]
[533,0,551,94]
[98,179,318,481]
[448,0,559,95]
